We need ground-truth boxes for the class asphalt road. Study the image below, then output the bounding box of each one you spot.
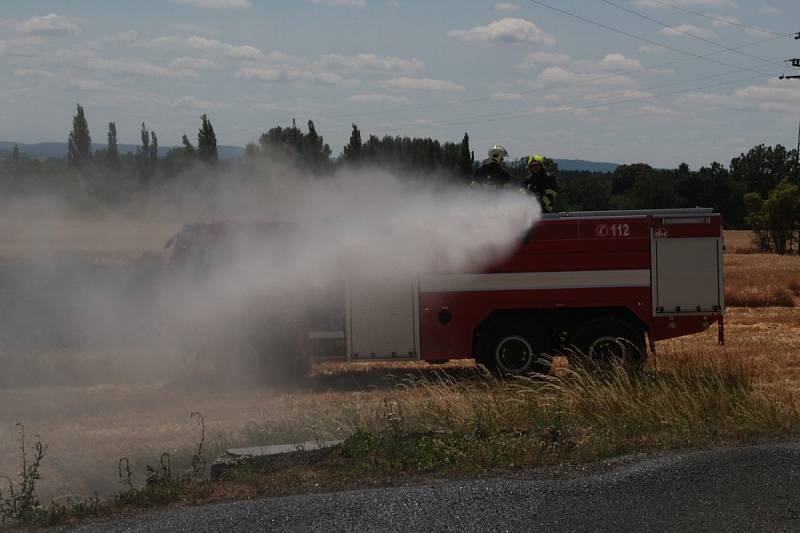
[70,441,800,532]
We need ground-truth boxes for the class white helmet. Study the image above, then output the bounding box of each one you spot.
[487,145,509,163]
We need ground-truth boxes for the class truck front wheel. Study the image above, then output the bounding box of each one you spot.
[478,320,551,376]
[571,317,645,370]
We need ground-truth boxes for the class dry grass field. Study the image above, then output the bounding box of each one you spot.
[1,226,799,506]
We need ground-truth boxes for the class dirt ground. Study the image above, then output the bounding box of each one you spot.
[0,225,798,500]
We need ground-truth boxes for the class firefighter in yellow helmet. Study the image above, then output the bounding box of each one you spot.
[524,154,558,213]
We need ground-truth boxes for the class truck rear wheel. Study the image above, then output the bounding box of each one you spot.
[478,320,551,377]
[570,317,645,370]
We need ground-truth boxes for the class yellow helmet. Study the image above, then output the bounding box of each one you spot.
[527,154,544,166]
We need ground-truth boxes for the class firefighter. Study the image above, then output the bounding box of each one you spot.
[524,154,558,213]
[472,145,511,187]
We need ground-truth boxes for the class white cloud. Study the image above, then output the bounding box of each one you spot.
[316,53,423,73]
[659,24,718,40]
[55,50,199,80]
[491,92,526,101]
[15,68,115,91]
[541,94,562,102]
[309,0,367,6]
[172,0,251,9]
[235,65,357,86]
[632,0,736,8]
[349,93,411,104]
[169,56,222,69]
[83,55,199,80]
[677,92,733,108]
[596,53,642,71]
[494,3,519,11]
[170,23,220,35]
[760,6,783,16]
[448,18,555,47]
[639,44,667,54]
[239,95,332,114]
[0,36,45,56]
[174,96,229,109]
[517,51,570,69]
[677,80,800,114]
[732,81,800,113]
[14,13,80,35]
[585,89,654,101]
[146,35,264,59]
[635,105,678,118]
[383,76,465,92]
[535,66,637,88]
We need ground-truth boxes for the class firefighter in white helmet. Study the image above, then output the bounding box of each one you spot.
[472,145,511,187]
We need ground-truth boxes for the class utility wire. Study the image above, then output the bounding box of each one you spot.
[317,31,785,123]
[371,66,762,132]
[526,0,775,77]
[640,0,792,38]
[380,72,769,132]
[599,0,785,68]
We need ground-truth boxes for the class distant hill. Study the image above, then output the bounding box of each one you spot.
[553,159,618,173]
[1,142,619,172]
[0,142,245,160]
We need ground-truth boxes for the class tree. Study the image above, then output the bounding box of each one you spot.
[106,122,119,166]
[138,122,151,161]
[730,144,795,198]
[456,132,473,178]
[618,169,683,210]
[341,123,362,164]
[182,134,196,155]
[746,179,800,254]
[149,131,158,164]
[67,104,91,168]
[197,114,217,163]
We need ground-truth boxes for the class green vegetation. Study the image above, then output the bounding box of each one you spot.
[1,103,799,238]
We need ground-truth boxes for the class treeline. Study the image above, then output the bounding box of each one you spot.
[1,103,798,252]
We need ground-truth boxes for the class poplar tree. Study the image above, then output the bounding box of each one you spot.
[197,114,217,162]
[107,122,119,165]
[67,104,91,168]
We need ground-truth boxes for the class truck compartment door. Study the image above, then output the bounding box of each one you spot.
[653,237,723,314]
[346,278,420,360]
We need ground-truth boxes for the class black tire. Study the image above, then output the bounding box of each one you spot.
[478,319,551,377]
[570,317,646,370]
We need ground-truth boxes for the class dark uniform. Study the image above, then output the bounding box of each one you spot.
[525,167,558,213]
[473,158,511,187]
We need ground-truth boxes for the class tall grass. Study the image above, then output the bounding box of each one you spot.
[338,352,800,473]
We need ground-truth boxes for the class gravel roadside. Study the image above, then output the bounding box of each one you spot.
[67,441,800,532]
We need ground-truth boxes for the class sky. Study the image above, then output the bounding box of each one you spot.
[0,0,798,168]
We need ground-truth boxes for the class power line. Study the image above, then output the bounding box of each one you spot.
[374,67,759,131]
[599,0,785,68]
[317,32,784,123]
[378,72,769,132]
[640,0,792,38]
[526,0,776,77]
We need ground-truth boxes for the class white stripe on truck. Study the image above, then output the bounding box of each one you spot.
[419,270,651,293]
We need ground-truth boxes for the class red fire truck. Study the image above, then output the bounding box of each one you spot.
[169,207,725,376]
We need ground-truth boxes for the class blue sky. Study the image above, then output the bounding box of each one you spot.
[0,0,797,167]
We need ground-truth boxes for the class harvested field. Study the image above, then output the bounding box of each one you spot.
[0,226,799,503]
[725,230,758,254]
[725,253,800,307]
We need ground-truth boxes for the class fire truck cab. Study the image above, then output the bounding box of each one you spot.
[309,208,724,374]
